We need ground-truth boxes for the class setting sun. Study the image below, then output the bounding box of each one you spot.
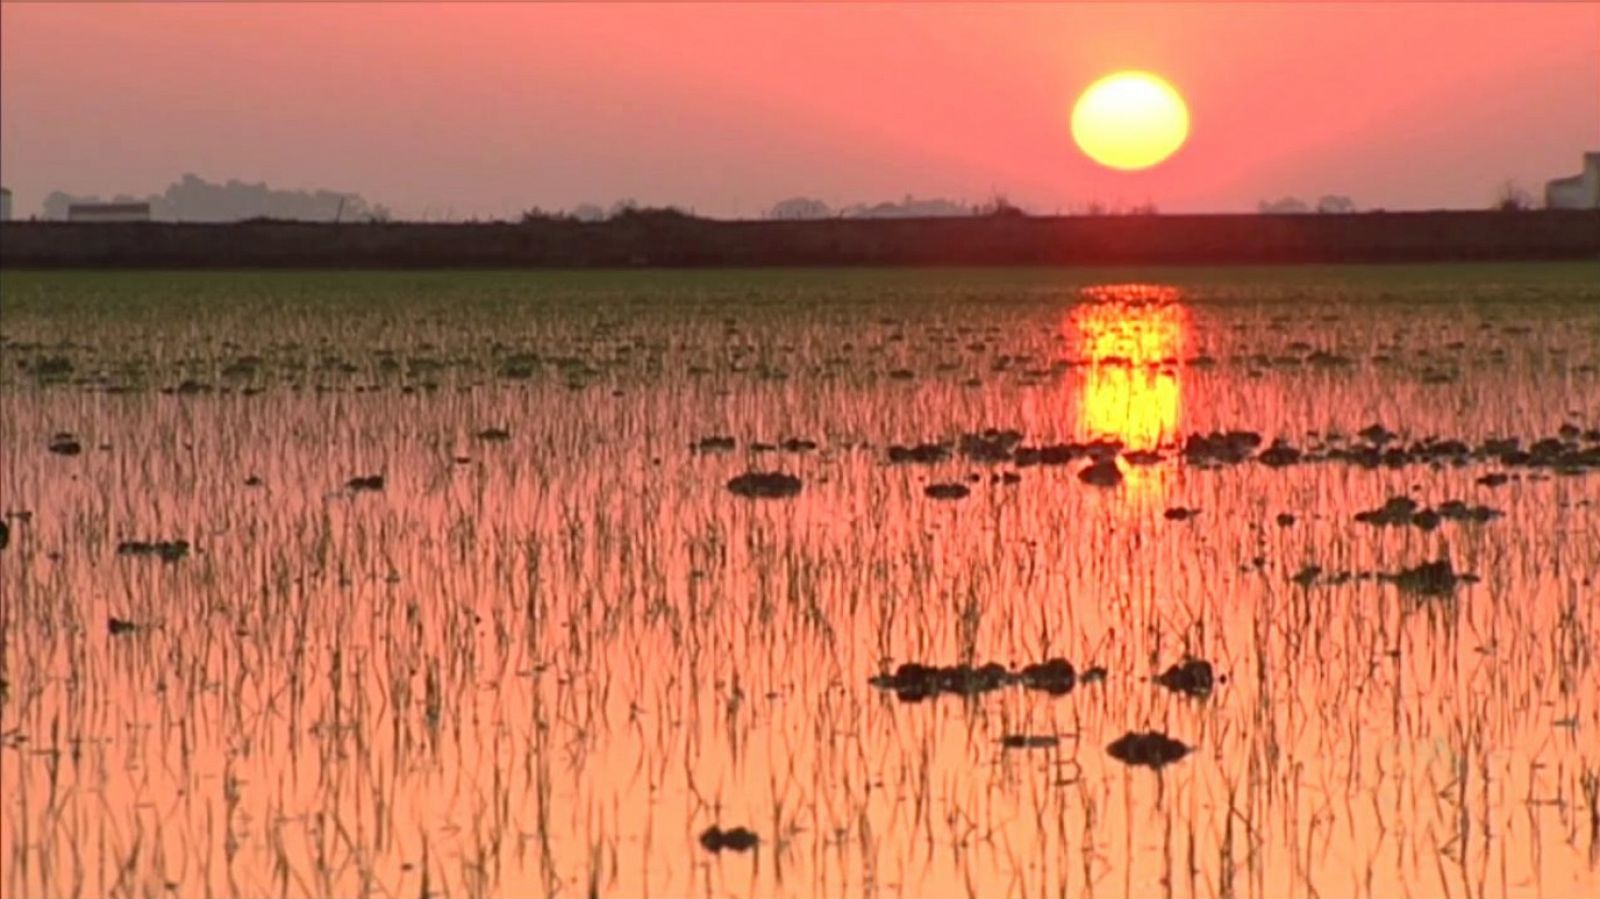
[1071,71,1190,170]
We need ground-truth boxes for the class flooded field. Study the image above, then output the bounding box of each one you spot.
[3,265,1599,898]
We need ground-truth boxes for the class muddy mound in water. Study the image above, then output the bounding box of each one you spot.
[1258,440,1302,467]
[869,658,1077,701]
[726,471,803,498]
[1107,731,1191,769]
[924,482,970,500]
[346,474,385,492]
[869,662,1013,701]
[1000,734,1060,749]
[48,433,83,456]
[888,442,951,464]
[1356,496,1501,530]
[959,429,1023,462]
[1182,431,1262,465]
[1385,558,1473,597]
[1354,496,1419,525]
[1078,458,1123,487]
[1018,658,1076,694]
[699,825,758,853]
[116,539,191,562]
[1155,658,1217,697]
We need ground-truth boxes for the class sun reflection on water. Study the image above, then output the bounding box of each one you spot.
[1069,284,1189,452]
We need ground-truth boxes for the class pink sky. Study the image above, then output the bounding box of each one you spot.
[1,2,1596,219]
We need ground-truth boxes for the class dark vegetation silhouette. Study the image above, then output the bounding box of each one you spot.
[1494,179,1537,211]
[5,209,1596,268]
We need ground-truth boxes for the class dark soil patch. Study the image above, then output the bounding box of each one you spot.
[116,539,190,562]
[1107,731,1191,769]
[1155,658,1217,698]
[699,826,758,853]
[727,471,803,499]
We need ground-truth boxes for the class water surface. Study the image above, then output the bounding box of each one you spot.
[3,265,1599,898]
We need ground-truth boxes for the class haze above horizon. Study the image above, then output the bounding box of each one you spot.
[1,2,1596,221]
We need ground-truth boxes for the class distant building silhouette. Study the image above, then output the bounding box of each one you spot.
[68,202,151,223]
[0,187,10,221]
[1316,195,1357,214]
[1546,152,1600,209]
[768,197,833,220]
[842,195,970,218]
[1258,196,1310,214]
[43,173,389,222]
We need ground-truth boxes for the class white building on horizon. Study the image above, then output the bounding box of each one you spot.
[1545,152,1600,209]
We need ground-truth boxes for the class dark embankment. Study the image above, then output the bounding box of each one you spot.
[2,210,1597,269]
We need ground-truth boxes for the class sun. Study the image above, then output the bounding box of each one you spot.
[1071,71,1189,171]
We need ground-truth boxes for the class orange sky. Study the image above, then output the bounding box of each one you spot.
[1,2,1596,219]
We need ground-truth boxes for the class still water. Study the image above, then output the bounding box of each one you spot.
[3,266,1598,898]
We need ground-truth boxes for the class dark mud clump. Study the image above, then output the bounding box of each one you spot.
[116,539,191,563]
[1080,666,1108,685]
[1155,658,1217,698]
[958,429,1023,462]
[1357,496,1501,530]
[1163,507,1200,521]
[1276,512,1297,527]
[1018,658,1076,695]
[1354,496,1419,526]
[346,475,385,492]
[475,427,511,442]
[1182,431,1262,465]
[1436,500,1502,523]
[699,825,758,853]
[48,433,83,456]
[107,617,139,636]
[1078,458,1123,487]
[869,662,1014,702]
[869,658,1085,701]
[1107,731,1191,769]
[1257,440,1302,467]
[1015,443,1085,467]
[1387,558,1471,597]
[924,482,970,500]
[693,435,736,453]
[780,437,818,452]
[888,442,951,464]
[1000,734,1060,750]
[727,471,803,499]
[1358,423,1398,444]
[0,520,8,551]
[32,356,74,379]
